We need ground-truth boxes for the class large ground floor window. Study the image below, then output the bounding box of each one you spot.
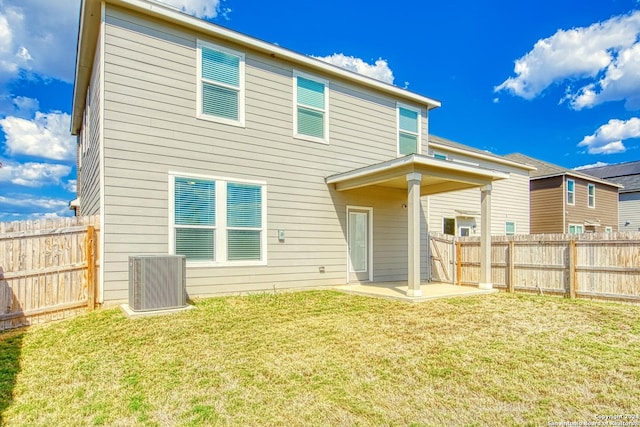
[170,173,267,266]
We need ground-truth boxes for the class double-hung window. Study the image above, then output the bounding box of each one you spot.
[505,221,516,236]
[588,183,595,208]
[566,179,575,205]
[197,40,245,126]
[397,104,421,156]
[294,71,328,143]
[171,174,266,265]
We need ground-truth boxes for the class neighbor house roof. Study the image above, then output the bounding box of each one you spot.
[429,135,537,172]
[503,153,623,189]
[71,0,441,134]
[579,161,640,193]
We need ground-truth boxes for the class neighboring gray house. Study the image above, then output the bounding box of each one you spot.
[426,136,534,237]
[580,161,640,232]
[72,0,518,303]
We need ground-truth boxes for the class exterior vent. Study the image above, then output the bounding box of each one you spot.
[128,255,186,312]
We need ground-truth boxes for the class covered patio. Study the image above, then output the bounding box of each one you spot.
[326,154,509,298]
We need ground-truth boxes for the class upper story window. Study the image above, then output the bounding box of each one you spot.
[171,174,267,266]
[433,153,447,160]
[397,103,421,156]
[567,179,575,205]
[294,71,328,143]
[197,40,245,126]
[588,183,595,208]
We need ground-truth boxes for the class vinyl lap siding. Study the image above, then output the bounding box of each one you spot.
[566,179,618,232]
[619,192,640,231]
[101,6,415,300]
[530,177,564,233]
[425,147,530,236]
[79,29,102,217]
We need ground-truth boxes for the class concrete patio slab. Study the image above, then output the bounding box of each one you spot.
[334,282,498,302]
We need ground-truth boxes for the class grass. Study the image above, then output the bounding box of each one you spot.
[1,291,640,426]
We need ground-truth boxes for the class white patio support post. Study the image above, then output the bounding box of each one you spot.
[479,184,493,289]
[407,173,422,297]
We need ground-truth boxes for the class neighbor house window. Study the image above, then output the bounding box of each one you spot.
[294,71,328,143]
[588,183,595,208]
[567,179,575,205]
[443,218,455,236]
[568,224,583,234]
[434,153,447,160]
[197,40,245,126]
[171,174,266,265]
[397,104,421,156]
[505,221,516,236]
[605,226,613,233]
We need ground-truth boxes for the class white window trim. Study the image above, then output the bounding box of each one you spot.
[567,178,575,206]
[588,183,595,208]
[443,217,456,235]
[196,39,245,127]
[396,102,422,157]
[505,221,516,235]
[293,70,329,144]
[458,226,471,237]
[568,223,584,234]
[168,171,267,267]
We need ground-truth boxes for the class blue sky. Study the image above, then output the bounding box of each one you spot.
[1,0,639,220]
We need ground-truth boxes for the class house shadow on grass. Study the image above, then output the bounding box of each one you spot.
[0,266,25,425]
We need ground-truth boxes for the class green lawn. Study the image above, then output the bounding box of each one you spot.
[1,291,639,426]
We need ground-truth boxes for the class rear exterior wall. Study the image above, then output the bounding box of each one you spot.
[97,5,428,300]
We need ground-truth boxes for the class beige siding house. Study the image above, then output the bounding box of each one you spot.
[426,136,534,237]
[72,0,526,302]
[505,154,621,234]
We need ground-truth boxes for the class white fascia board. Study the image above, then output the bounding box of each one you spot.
[428,141,537,171]
[105,0,442,108]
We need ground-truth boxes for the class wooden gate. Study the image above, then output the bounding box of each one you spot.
[428,233,455,284]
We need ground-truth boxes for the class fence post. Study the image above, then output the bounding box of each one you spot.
[508,240,515,293]
[86,225,96,311]
[456,240,462,286]
[568,239,577,299]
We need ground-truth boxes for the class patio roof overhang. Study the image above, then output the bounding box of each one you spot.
[325,154,509,194]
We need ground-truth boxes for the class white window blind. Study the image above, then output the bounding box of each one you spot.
[398,106,419,155]
[295,74,327,140]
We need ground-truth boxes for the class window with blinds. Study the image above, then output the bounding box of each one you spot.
[171,175,266,265]
[397,104,420,156]
[294,72,328,142]
[197,40,244,126]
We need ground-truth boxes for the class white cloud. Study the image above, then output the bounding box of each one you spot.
[0,0,81,83]
[1,111,76,161]
[0,161,71,187]
[495,10,640,110]
[313,53,394,84]
[0,194,71,219]
[573,161,609,170]
[578,117,640,154]
[64,179,77,193]
[156,0,227,19]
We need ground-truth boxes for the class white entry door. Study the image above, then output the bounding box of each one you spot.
[348,207,372,282]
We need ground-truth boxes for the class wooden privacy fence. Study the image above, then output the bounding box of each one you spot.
[0,216,100,330]
[454,232,640,302]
